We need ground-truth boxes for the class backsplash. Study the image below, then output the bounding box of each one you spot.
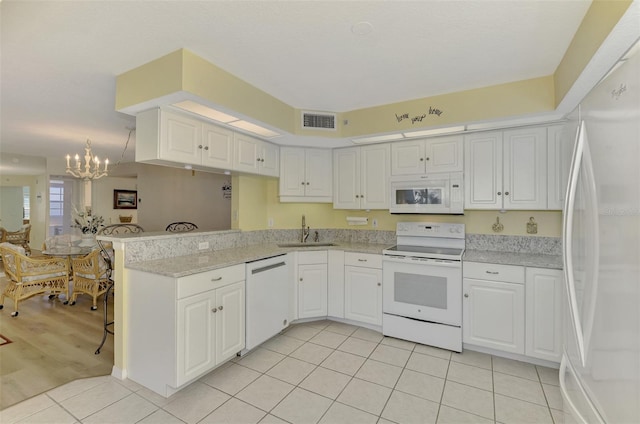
[121,229,560,264]
[465,234,562,256]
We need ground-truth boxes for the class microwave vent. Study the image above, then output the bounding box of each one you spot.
[302,111,337,130]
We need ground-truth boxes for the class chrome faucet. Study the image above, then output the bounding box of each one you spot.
[301,215,310,243]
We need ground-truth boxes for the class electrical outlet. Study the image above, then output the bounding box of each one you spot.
[268,218,274,228]
[198,241,209,250]
[372,219,378,228]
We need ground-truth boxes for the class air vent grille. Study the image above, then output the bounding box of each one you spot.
[302,111,337,130]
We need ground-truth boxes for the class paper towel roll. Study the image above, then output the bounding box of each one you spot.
[347,217,368,226]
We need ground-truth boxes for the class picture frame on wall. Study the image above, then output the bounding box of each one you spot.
[114,189,137,209]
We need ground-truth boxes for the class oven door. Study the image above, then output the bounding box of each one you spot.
[383,256,462,326]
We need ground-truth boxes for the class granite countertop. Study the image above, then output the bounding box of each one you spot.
[463,249,563,270]
[126,242,392,278]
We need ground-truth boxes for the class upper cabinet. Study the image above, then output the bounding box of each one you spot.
[136,108,278,177]
[391,135,463,175]
[279,147,332,202]
[547,124,574,210]
[465,127,547,210]
[233,133,279,177]
[333,144,390,210]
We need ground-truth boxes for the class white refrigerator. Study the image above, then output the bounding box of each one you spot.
[561,40,640,423]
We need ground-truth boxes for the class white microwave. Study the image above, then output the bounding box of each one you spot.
[389,172,464,214]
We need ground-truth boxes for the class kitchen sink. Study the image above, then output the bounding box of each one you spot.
[277,242,337,248]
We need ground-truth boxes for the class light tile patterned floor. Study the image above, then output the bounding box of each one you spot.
[0,320,564,424]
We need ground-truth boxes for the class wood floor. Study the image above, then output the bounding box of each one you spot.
[0,262,114,410]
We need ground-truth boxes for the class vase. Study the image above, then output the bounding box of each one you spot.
[78,234,96,247]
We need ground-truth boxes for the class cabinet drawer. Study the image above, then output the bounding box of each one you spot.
[297,250,328,265]
[463,262,524,284]
[177,264,245,299]
[344,252,382,269]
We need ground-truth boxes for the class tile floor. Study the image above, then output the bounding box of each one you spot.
[0,320,564,424]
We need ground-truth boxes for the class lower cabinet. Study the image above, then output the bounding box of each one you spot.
[463,261,563,363]
[344,252,382,326]
[128,264,245,397]
[297,251,328,319]
[525,267,563,362]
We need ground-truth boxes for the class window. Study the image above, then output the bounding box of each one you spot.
[22,186,30,219]
[50,182,64,217]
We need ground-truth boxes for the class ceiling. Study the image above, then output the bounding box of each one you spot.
[0,0,595,175]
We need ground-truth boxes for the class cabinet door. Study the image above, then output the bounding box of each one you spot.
[280,147,306,196]
[391,140,425,175]
[202,124,234,169]
[234,134,260,173]
[333,148,360,209]
[503,127,547,209]
[344,266,382,325]
[426,136,464,173]
[215,281,245,364]
[160,111,202,165]
[298,264,328,318]
[547,124,574,210]
[464,132,503,209]
[463,278,525,354]
[360,143,390,209]
[305,149,333,197]
[176,291,216,386]
[260,141,280,177]
[526,268,563,362]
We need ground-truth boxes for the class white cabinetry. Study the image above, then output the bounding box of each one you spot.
[279,147,332,202]
[333,144,390,210]
[297,251,328,319]
[547,124,574,210]
[465,127,547,210]
[344,252,382,326]
[327,250,345,319]
[234,133,279,177]
[463,262,525,354]
[136,108,235,170]
[525,267,563,362]
[128,264,245,397]
[391,135,463,175]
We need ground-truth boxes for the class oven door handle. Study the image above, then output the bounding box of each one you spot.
[382,256,461,267]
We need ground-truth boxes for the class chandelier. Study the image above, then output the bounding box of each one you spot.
[66,139,109,180]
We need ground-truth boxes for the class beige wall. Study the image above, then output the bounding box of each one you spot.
[235,176,562,237]
[92,176,139,226]
[0,174,48,250]
[137,164,231,232]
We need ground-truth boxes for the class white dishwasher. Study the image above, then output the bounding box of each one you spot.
[244,254,290,352]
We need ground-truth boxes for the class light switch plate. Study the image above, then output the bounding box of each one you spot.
[198,241,209,250]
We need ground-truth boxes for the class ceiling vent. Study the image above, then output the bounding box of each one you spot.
[302,111,337,131]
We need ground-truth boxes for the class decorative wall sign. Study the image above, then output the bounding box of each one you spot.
[394,106,445,125]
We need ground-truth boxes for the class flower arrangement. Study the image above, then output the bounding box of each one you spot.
[72,205,105,234]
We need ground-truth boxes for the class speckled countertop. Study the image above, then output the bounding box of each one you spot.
[126,242,392,278]
[463,249,563,270]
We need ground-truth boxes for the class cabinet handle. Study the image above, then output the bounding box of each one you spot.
[301,182,305,185]
[464,293,469,298]
[211,277,223,281]
[377,282,381,286]
[358,259,367,262]
[211,308,218,313]
[198,145,203,149]
[218,306,223,311]
[505,191,510,195]
[360,194,364,199]
[485,271,499,275]
[299,278,303,282]
[355,195,360,198]
[420,158,424,161]
[426,157,430,161]
[497,192,502,195]
[306,182,310,185]
[204,146,209,150]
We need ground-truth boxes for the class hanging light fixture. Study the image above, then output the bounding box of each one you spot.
[65,139,109,180]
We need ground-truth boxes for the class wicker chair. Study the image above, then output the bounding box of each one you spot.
[70,249,112,310]
[4,224,32,255]
[0,242,70,317]
[165,222,198,232]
